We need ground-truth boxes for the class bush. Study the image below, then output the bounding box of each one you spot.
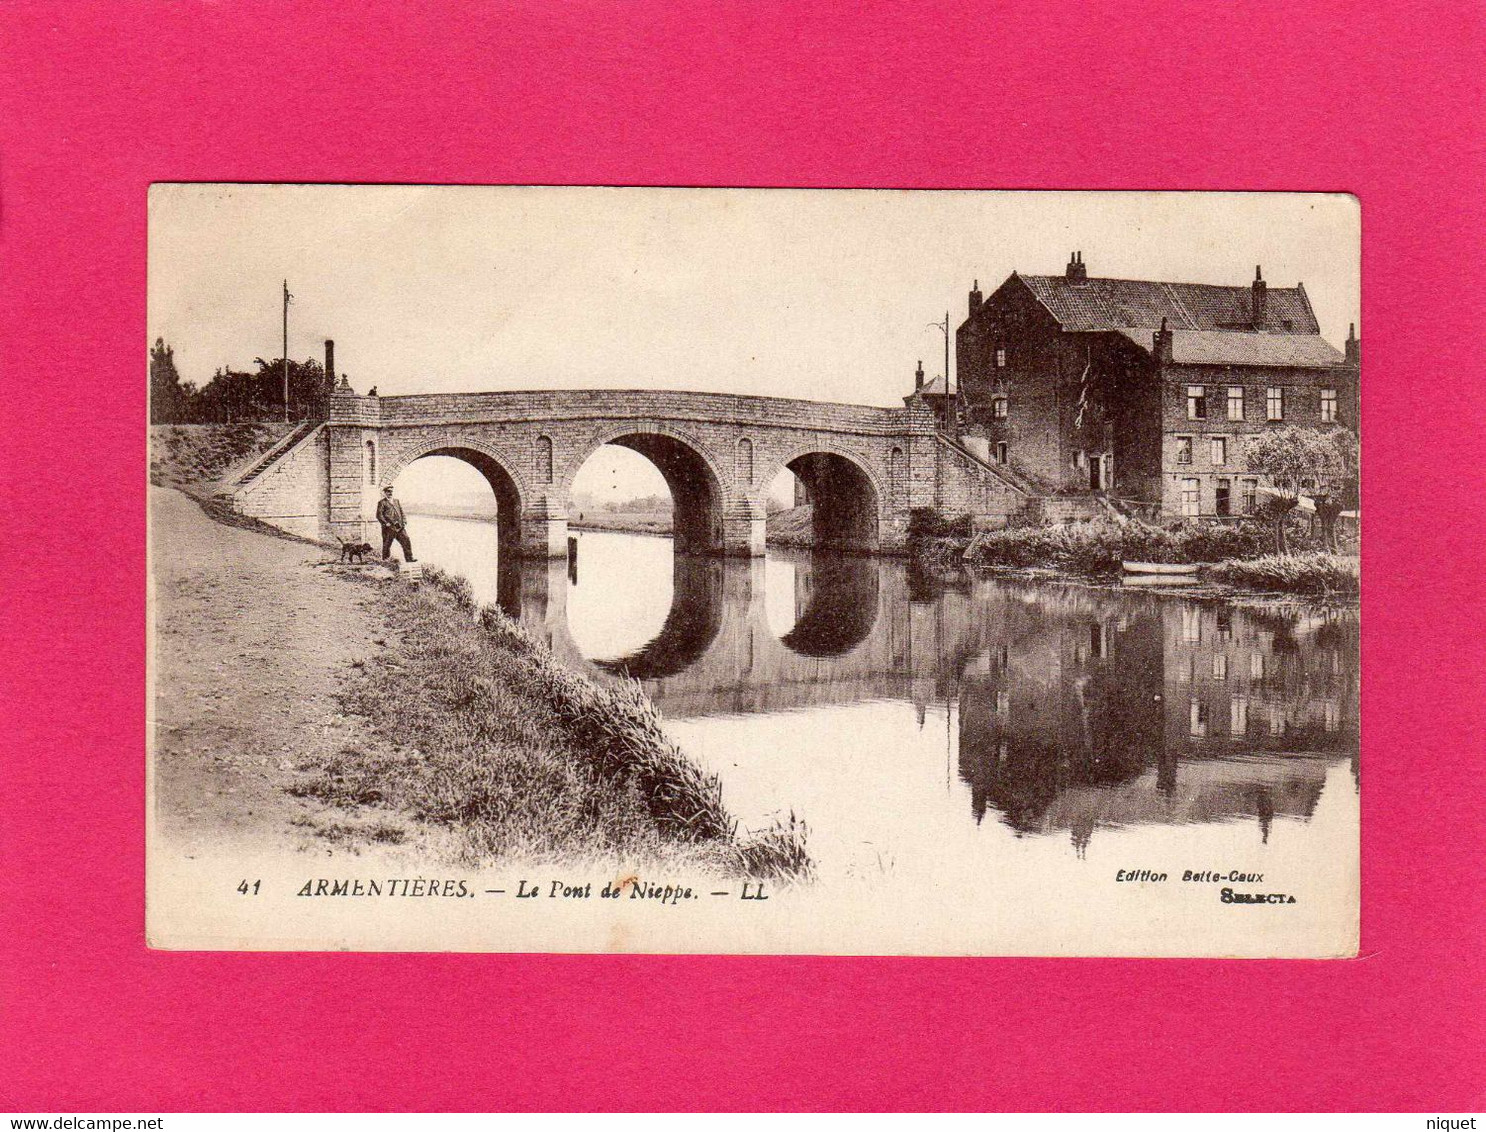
[908,507,973,541]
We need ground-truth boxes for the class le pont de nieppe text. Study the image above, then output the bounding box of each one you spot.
[293,877,769,904]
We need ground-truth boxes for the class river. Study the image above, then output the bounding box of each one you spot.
[407,514,1360,906]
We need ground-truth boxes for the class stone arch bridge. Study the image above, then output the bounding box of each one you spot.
[223,388,1026,556]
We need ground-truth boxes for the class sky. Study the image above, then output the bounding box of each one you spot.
[149,186,1360,504]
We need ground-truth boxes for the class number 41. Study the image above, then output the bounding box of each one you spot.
[237,879,261,895]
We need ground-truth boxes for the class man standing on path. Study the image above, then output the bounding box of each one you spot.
[376,485,415,562]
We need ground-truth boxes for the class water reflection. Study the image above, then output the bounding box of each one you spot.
[407,517,1359,864]
[594,555,725,680]
[953,591,1356,855]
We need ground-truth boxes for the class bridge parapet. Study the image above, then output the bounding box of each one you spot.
[245,386,1018,557]
[373,389,932,437]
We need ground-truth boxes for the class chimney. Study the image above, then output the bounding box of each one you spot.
[324,339,335,384]
[915,360,925,390]
[1252,266,1267,328]
[1153,317,1174,363]
[1345,323,1360,367]
[1066,251,1087,282]
[969,278,983,316]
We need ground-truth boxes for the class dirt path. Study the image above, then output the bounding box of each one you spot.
[149,487,414,857]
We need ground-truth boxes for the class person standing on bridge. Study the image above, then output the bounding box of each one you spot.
[376,485,416,563]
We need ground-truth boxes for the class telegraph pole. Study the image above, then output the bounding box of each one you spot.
[282,280,292,422]
[944,308,952,434]
[927,312,952,434]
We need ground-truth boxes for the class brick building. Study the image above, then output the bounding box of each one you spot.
[946,253,1359,518]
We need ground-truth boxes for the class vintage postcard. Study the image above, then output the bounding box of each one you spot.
[147,186,1360,955]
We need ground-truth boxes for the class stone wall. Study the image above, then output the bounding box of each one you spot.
[931,438,1025,528]
[229,425,329,541]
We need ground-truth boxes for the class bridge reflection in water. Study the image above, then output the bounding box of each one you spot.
[414,518,1359,857]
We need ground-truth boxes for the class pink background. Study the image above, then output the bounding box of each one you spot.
[2,0,1482,1112]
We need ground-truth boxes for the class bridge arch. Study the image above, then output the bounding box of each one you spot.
[562,422,730,555]
[761,442,884,553]
[381,436,528,564]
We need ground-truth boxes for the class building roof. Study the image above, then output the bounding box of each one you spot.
[1115,327,1346,369]
[1017,273,1321,335]
[915,374,950,396]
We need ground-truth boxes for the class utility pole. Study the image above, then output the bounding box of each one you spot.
[927,312,952,434]
[282,280,292,422]
[944,307,952,435]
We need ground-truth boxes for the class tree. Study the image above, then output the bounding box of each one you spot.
[189,356,328,423]
[149,338,194,423]
[1245,426,1357,552]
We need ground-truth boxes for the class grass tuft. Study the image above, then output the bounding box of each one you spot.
[1204,553,1359,596]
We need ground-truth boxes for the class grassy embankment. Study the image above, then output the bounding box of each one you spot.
[151,423,810,877]
[914,511,1359,598]
[150,421,291,493]
[307,563,810,876]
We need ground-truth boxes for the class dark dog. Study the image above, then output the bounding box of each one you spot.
[337,538,374,564]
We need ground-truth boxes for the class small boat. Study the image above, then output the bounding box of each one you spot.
[1122,560,1201,576]
[1122,573,1198,587]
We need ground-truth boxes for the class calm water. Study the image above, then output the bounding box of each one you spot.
[408,514,1360,886]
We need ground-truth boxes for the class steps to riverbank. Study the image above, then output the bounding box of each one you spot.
[214,418,320,493]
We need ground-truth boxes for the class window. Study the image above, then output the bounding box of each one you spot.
[365,440,376,485]
[995,347,1007,368]
[1211,653,1228,680]
[1210,436,1227,465]
[536,435,554,484]
[1227,386,1245,420]
[736,437,754,485]
[1215,478,1232,516]
[1175,436,1193,464]
[1230,697,1249,736]
[995,441,1008,464]
[1187,385,1207,420]
[1250,651,1265,680]
[1181,477,1200,517]
[1182,607,1201,644]
[996,690,1010,718]
[1321,387,1338,423]
[1266,386,1284,421]
[1241,478,1259,514]
[992,396,1008,419]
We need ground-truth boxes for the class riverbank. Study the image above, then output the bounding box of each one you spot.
[151,485,809,878]
[915,520,1359,601]
[568,511,672,537]
[441,503,820,548]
